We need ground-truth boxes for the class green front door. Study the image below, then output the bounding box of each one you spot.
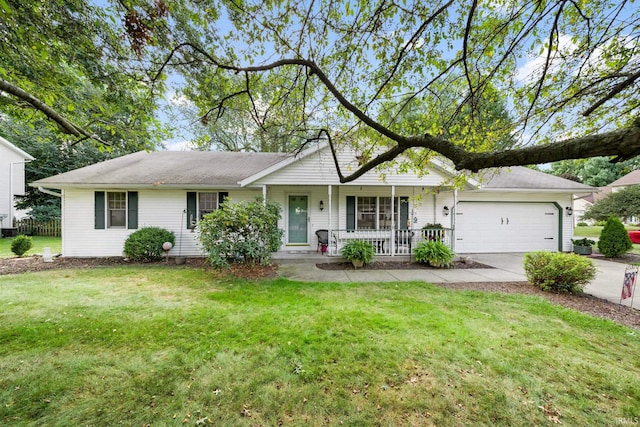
[288,195,308,244]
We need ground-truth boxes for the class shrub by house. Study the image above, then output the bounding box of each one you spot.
[523,251,596,294]
[198,199,283,268]
[123,227,175,262]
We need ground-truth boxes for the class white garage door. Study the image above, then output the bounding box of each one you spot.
[455,202,559,253]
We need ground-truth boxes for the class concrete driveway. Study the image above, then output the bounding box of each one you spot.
[278,252,638,308]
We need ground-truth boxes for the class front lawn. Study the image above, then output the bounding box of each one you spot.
[1,267,639,426]
[0,236,61,258]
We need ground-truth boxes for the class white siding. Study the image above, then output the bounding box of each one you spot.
[253,145,450,187]
[62,188,262,257]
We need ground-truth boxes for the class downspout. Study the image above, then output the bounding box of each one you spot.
[452,189,458,252]
[37,186,63,254]
[433,193,437,223]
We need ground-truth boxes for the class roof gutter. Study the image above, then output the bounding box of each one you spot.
[37,187,62,198]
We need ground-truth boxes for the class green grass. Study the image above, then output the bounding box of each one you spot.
[1,267,640,426]
[0,236,61,258]
[574,225,603,238]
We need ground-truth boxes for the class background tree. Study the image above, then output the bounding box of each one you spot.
[582,186,640,223]
[1,118,134,219]
[550,157,640,187]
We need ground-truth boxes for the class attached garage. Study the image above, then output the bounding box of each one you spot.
[455,202,561,253]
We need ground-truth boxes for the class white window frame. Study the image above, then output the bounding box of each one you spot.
[354,196,400,230]
[107,191,127,228]
[198,192,218,219]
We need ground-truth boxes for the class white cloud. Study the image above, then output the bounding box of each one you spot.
[168,91,193,107]
[515,34,577,82]
[163,139,193,151]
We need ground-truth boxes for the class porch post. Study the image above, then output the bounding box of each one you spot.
[391,185,395,256]
[328,184,332,254]
[262,185,267,205]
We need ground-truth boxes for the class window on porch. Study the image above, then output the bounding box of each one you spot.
[348,196,409,230]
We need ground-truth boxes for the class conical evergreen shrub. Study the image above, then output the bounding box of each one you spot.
[597,216,632,258]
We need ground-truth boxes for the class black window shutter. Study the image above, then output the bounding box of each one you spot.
[94,191,105,229]
[127,192,138,229]
[186,192,197,228]
[218,191,229,208]
[399,197,409,230]
[346,196,355,230]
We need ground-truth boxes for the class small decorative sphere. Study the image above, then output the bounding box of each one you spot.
[162,242,173,251]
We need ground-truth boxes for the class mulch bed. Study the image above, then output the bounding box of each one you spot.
[0,255,639,330]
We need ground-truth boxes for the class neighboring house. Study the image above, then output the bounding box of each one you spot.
[608,170,640,192]
[573,188,611,226]
[0,136,34,232]
[32,143,593,257]
[574,169,640,225]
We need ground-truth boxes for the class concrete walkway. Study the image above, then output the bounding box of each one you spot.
[277,253,638,308]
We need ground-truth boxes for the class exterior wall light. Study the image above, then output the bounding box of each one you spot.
[319,200,324,211]
[566,206,573,216]
[443,206,450,216]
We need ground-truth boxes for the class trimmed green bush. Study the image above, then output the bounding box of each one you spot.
[414,241,454,268]
[123,227,175,262]
[341,240,375,266]
[523,251,596,294]
[11,235,33,257]
[199,199,283,269]
[597,216,632,258]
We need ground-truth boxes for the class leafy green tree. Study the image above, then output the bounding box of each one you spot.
[583,186,640,222]
[2,0,640,178]
[0,0,167,150]
[597,216,632,258]
[550,157,640,187]
[151,0,640,179]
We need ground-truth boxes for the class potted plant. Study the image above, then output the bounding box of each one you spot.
[422,223,444,241]
[572,238,595,255]
[341,240,375,268]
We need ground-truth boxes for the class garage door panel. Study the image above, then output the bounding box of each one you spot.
[456,202,559,253]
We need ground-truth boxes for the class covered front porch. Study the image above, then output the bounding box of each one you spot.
[260,183,455,258]
[319,227,453,257]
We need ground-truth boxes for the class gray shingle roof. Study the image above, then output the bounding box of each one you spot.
[32,151,290,188]
[480,166,595,191]
[608,170,640,187]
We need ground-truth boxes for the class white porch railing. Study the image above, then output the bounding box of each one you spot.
[326,228,453,256]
